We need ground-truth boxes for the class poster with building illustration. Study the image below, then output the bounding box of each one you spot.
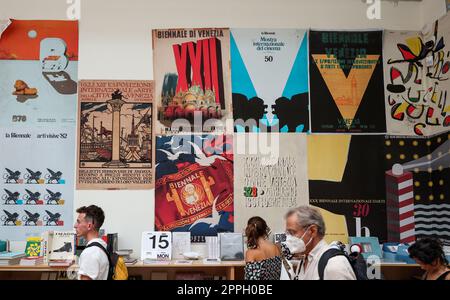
[0,126,75,240]
[309,30,386,133]
[0,20,78,127]
[152,28,232,135]
[76,80,154,190]
[231,29,309,132]
[385,132,450,245]
[155,135,233,236]
[384,13,450,136]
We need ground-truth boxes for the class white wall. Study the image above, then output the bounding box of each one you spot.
[421,0,447,26]
[1,0,446,257]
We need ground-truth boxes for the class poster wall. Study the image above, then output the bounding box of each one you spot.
[231,29,309,133]
[234,133,309,234]
[155,135,233,236]
[153,28,232,135]
[384,14,450,136]
[309,30,386,133]
[76,80,154,190]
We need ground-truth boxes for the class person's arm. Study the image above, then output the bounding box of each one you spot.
[79,274,93,280]
[323,256,357,280]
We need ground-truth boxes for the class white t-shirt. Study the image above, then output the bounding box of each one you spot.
[78,238,110,280]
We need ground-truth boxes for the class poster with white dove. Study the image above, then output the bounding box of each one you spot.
[155,135,233,236]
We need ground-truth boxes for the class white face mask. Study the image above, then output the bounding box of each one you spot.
[285,226,313,254]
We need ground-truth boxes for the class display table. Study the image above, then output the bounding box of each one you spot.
[0,260,246,280]
[375,263,423,280]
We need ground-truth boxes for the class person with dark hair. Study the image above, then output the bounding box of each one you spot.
[244,216,281,280]
[408,237,450,280]
[74,205,109,280]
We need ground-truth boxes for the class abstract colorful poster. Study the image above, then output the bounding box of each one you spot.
[385,132,449,245]
[384,14,450,136]
[308,135,387,241]
[309,30,386,133]
[0,20,78,127]
[155,135,233,236]
[152,28,232,134]
[231,29,309,132]
[234,134,309,234]
[76,80,154,190]
[0,127,75,240]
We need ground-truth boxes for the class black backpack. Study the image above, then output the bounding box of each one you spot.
[85,242,115,280]
[318,248,369,280]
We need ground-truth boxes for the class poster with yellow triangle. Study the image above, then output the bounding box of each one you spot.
[309,30,386,133]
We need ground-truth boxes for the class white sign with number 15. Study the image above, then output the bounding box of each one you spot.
[141,231,172,261]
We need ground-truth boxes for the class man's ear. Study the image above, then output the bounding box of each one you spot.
[310,225,318,236]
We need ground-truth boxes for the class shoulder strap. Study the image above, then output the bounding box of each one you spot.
[437,270,450,280]
[85,242,112,279]
[318,248,346,280]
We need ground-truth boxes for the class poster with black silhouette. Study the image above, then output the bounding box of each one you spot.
[384,132,450,245]
[49,231,75,261]
[0,20,78,127]
[308,135,387,241]
[155,135,233,236]
[309,30,386,133]
[152,28,232,134]
[76,80,155,190]
[0,127,75,240]
[234,133,309,235]
[231,29,309,132]
[384,13,450,136]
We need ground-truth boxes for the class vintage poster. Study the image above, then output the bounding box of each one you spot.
[155,135,233,236]
[309,30,386,133]
[308,135,387,241]
[385,132,450,245]
[231,29,309,132]
[152,28,232,134]
[76,80,154,190]
[0,20,78,127]
[234,133,309,234]
[384,14,450,136]
[0,127,75,241]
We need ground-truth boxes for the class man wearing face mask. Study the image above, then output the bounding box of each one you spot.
[283,206,356,280]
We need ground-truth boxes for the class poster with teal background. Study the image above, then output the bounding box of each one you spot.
[231,29,309,132]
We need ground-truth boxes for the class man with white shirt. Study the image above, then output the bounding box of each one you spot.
[74,205,110,280]
[284,206,356,280]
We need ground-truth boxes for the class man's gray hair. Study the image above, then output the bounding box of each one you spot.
[285,206,326,237]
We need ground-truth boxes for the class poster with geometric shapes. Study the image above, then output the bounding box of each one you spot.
[76,80,154,190]
[384,132,450,245]
[384,14,450,136]
[0,20,78,127]
[155,135,233,236]
[309,30,386,133]
[0,127,75,241]
[231,29,309,133]
[152,28,232,135]
[308,135,387,241]
[234,133,309,234]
